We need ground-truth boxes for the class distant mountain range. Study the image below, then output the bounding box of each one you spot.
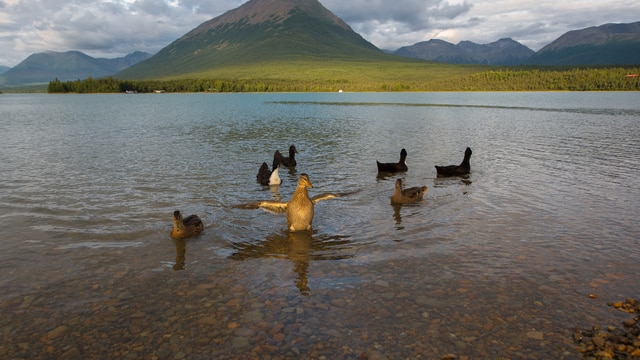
[393,22,640,65]
[0,51,151,86]
[394,38,535,65]
[526,22,640,65]
[0,0,638,87]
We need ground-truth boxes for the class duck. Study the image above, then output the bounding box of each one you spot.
[435,147,472,177]
[376,148,408,173]
[257,162,281,186]
[391,178,428,204]
[237,173,355,232]
[171,210,204,239]
[273,145,298,168]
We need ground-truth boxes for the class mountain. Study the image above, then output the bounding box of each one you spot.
[394,38,534,65]
[95,51,153,73]
[0,51,152,86]
[0,66,9,75]
[395,39,475,64]
[457,38,535,65]
[116,0,388,79]
[526,21,640,65]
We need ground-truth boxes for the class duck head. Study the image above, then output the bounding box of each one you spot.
[172,210,185,238]
[400,148,408,164]
[395,178,404,191]
[298,173,313,189]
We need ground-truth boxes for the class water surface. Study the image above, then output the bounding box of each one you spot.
[1,92,639,359]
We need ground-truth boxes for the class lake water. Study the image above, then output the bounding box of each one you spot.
[1,92,639,359]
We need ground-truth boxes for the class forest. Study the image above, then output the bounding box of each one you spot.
[48,66,640,93]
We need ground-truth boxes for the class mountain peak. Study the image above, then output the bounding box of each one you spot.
[183,0,350,39]
[117,0,384,79]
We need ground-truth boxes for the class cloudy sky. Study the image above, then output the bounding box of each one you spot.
[1,0,638,67]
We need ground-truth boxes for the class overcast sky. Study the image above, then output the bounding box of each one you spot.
[1,0,638,67]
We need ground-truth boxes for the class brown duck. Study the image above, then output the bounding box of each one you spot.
[391,178,428,204]
[237,173,354,232]
[171,210,204,239]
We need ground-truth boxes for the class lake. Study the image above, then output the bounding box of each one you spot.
[1,92,639,359]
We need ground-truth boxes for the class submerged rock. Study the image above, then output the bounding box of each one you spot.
[574,297,640,359]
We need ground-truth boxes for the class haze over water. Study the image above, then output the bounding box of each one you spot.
[1,92,639,359]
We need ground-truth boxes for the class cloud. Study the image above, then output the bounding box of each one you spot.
[0,0,639,66]
[0,0,228,65]
[321,0,474,50]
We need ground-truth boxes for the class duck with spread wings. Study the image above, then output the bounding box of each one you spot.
[236,173,356,232]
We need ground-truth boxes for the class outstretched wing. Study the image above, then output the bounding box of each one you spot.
[234,200,288,214]
[311,190,359,204]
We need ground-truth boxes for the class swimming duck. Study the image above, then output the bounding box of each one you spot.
[435,147,472,177]
[171,210,204,239]
[391,178,428,204]
[273,145,298,168]
[237,173,354,232]
[376,148,408,173]
[257,162,281,186]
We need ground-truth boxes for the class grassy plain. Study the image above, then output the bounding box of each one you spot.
[154,58,489,92]
[13,57,640,93]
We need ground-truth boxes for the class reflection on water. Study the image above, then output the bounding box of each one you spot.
[1,92,639,358]
[392,203,403,226]
[172,238,186,271]
[229,230,353,295]
[271,100,640,117]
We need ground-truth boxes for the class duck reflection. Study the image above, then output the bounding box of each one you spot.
[229,230,352,295]
[392,203,403,225]
[433,177,472,187]
[269,185,281,202]
[173,238,186,271]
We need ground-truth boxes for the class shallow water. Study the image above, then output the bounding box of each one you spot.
[1,92,639,359]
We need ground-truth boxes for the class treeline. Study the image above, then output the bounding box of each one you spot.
[47,77,344,93]
[428,67,640,91]
[48,66,639,93]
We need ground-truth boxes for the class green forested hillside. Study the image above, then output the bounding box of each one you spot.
[49,62,640,93]
[116,6,386,80]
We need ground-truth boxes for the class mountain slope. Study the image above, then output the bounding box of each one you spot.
[0,51,151,86]
[394,38,534,65]
[116,0,389,79]
[527,22,640,65]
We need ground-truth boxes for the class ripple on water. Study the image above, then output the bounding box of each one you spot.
[1,93,640,359]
